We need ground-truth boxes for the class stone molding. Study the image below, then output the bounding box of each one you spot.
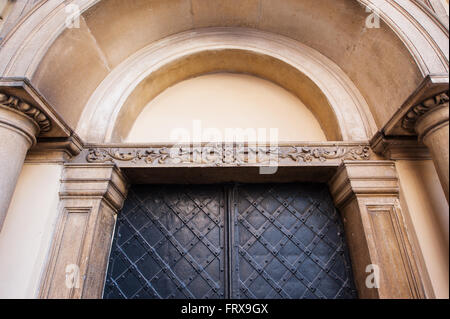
[39,164,128,299]
[329,161,400,208]
[329,161,426,299]
[79,143,372,168]
[377,82,449,202]
[382,75,449,137]
[0,92,51,133]
[0,78,74,139]
[1,0,447,78]
[418,0,450,27]
[357,0,449,76]
[59,164,128,211]
[26,135,84,164]
[370,132,432,160]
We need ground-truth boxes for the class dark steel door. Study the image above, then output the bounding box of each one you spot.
[103,185,227,299]
[103,184,357,299]
[230,184,356,299]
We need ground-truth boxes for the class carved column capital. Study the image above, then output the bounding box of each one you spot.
[402,92,449,136]
[0,92,51,134]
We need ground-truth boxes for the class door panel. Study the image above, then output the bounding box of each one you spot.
[230,184,357,299]
[104,184,357,299]
[103,185,227,299]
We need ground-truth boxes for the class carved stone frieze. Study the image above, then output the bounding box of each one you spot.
[280,145,371,163]
[0,92,51,133]
[83,144,372,167]
[402,92,449,133]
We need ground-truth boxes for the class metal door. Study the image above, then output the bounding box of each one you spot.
[230,184,357,299]
[103,184,357,299]
[103,185,227,299]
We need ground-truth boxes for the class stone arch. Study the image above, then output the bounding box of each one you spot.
[76,28,376,143]
[0,0,447,141]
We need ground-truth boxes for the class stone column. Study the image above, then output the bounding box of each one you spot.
[329,161,425,299]
[403,93,449,202]
[0,93,51,231]
[39,164,128,299]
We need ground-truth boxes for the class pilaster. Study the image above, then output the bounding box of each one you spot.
[39,164,128,299]
[329,161,425,299]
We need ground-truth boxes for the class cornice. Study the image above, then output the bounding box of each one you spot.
[370,132,432,160]
[60,164,129,212]
[328,161,400,208]
[26,135,84,163]
[0,78,73,138]
[382,75,449,137]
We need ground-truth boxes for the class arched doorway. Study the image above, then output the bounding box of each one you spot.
[101,69,358,299]
[1,0,445,300]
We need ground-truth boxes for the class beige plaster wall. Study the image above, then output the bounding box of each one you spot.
[0,0,13,32]
[396,160,449,299]
[0,164,62,299]
[126,73,327,143]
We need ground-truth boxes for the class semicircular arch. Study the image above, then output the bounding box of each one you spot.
[77,28,376,143]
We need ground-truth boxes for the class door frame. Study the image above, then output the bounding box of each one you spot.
[38,142,426,299]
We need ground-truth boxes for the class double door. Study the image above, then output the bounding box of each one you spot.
[103,183,357,299]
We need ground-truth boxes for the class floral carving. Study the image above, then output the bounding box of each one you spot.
[279,146,370,163]
[86,148,171,164]
[86,145,371,166]
[0,93,51,133]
